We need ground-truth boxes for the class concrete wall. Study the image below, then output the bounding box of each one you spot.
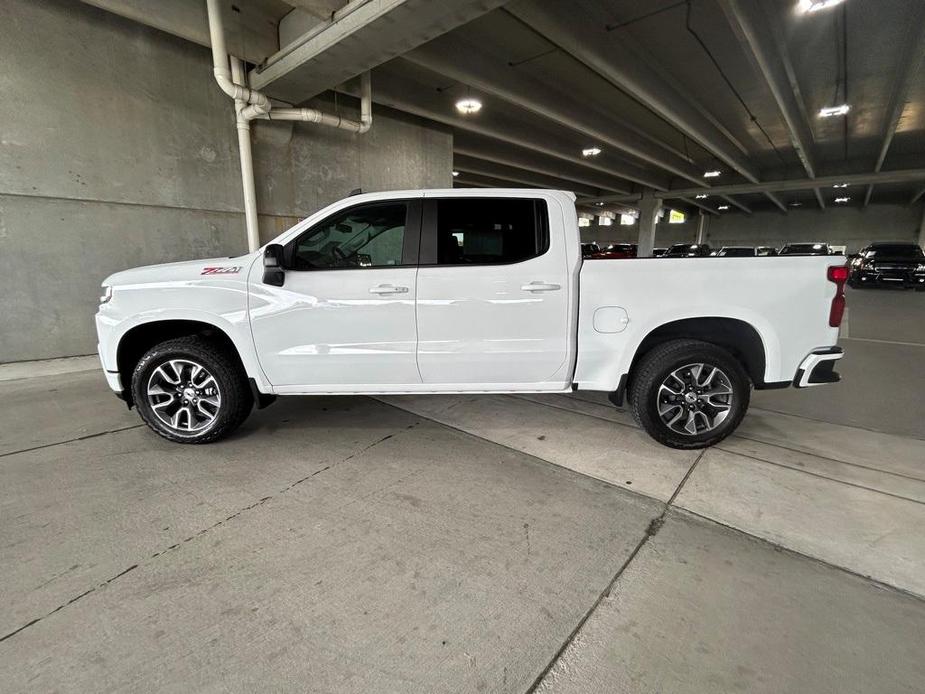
[705,203,924,252]
[0,0,452,362]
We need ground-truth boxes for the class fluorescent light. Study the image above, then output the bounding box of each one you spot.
[789,201,803,207]
[455,97,482,115]
[695,194,709,199]
[834,196,850,203]
[582,147,602,157]
[819,104,850,117]
[718,205,730,210]
[452,171,459,177]
[799,0,846,13]
[703,170,721,178]
[596,201,605,206]
[832,183,848,188]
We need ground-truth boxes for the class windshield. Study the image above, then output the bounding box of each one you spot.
[865,245,924,258]
[780,243,828,255]
[719,247,755,257]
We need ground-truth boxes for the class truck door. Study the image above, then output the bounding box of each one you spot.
[249,199,422,389]
[415,196,572,388]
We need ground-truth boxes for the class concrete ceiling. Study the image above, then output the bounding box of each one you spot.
[83,0,925,215]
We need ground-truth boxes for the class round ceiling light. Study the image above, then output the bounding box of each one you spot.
[455,98,482,115]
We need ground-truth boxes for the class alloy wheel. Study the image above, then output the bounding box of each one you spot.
[657,362,733,436]
[146,359,222,434]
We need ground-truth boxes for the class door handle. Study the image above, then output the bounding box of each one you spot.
[369,284,409,295]
[521,281,561,292]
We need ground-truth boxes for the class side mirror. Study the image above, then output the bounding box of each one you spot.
[263,244,285,287]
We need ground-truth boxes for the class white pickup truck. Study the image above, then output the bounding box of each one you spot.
[96,189,847,448]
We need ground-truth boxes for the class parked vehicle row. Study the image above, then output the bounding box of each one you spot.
[581,241,840,259]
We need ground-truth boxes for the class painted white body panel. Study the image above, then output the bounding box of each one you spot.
[96,188,842,399]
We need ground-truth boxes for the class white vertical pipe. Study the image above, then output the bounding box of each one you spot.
[231,57,260,253]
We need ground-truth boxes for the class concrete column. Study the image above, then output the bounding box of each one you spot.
[695,212,707,244]
[918,203,925,248]
[637,191,662,257]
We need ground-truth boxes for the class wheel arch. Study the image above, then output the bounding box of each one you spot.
[116,320,247,407]
[623,317,768,399]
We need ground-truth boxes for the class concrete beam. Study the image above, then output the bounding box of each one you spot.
[360,65,664,190]
[79,0,279,63]
[864,14,925,208]
[405,38,705,184]
[813,188,826,210]
[507,0,762,183]
[454,136,631,193]
[454,156,600,197]
[910,186,925,206]
[580,168,925,204]
[249,0,507,101]
[720,195,751,215]
[718,0,817,179]
[678,198,719,216]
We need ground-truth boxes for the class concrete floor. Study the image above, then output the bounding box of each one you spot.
[1,289,924,692]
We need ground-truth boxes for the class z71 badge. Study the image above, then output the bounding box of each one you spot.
[201,266,242,275]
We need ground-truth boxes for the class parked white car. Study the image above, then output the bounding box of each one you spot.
[96,189,847,448]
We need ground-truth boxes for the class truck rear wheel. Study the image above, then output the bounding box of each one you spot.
[629,339,750,449]
[131,336,253,444]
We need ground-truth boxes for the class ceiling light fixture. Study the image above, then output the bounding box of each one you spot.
[455,97,482,115]
[798,0,846,14]
[832,183,848,188]
[695,194,709,199]
[718,205,730,210]
[703,170,721,178]
[789,201,803,207]
[834,196,850,203]
[452,171,459,177]
[819,104,850,118]
[582,147,602,157]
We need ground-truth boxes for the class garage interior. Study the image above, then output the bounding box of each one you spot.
[1,0,924,691]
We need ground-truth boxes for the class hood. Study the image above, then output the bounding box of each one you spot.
[102,255,254,287]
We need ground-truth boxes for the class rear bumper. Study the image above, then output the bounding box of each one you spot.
[794,347,843,388]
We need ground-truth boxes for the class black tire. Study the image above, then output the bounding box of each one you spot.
[629,339,751,449]
[131,336,253,444]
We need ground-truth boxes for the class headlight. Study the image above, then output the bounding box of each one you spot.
[916,264,925,272]
[100,285,112,304]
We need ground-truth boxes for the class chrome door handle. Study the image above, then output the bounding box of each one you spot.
[369,284,409,295]
[521,281,561,292]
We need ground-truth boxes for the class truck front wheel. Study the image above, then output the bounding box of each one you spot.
[131,336,253,444]
[629,339,750,449]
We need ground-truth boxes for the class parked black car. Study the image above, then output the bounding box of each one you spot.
[664,243,712,258]
[714,246,757,257]
[581,242,601,259]
[849,243,925,290]
[779,243,830,256]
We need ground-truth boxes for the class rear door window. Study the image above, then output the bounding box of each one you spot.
[423,198,549,266]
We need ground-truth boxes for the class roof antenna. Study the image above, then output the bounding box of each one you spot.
[348,188,363,196]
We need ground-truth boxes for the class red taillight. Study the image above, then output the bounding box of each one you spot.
[827,264,848,327]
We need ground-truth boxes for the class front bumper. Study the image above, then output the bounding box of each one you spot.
[854,267,925,286]
[794,347,844,388]
[98,342,123,393]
